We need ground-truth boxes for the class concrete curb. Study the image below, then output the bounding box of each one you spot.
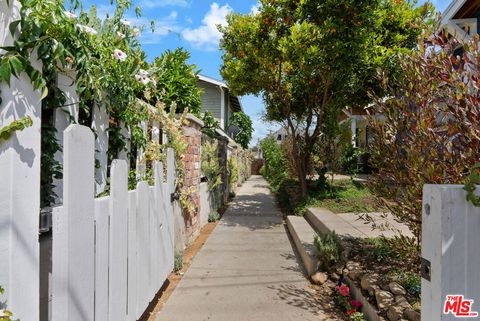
[285,216,318,276]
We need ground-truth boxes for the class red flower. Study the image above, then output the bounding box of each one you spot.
[346,308,357,315]
[336,284,350,297]
[352,300,362,308]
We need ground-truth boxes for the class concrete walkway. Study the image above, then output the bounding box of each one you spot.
[156,176,321,321]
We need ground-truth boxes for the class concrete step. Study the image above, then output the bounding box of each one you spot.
[305,207,366,238]
[286,216,318,276]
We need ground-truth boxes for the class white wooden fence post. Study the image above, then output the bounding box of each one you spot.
[167,148,179,259]
[56,124,95,321]
[0,2,41,319]
[94,198,109,321]
[127,189,137,321]
[422,185,480,321]
[53,70,79,204]
[109,160,128,321]
[136,181,150,319]
[92,103,109,195]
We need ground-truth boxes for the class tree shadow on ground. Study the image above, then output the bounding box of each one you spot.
[267,283,343,319]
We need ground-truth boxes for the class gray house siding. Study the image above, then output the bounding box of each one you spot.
[198,81,222,121]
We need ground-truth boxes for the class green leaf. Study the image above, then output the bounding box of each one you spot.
[41,87,48,100]
[0,62,12,85]
[9,56,25,77]
[9,20,20,36]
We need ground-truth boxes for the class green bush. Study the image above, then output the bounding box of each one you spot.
[394,271,421,298]
[174,251,184,272]
[368,237,394,262]
[314,231,342,270]
[201,139,222,189]
[208,211,221,222]
[260,137,287,190]
[340,144,369,175]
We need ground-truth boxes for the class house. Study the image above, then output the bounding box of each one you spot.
[197,75,243,137]
[271,127,289,144]
[340,105,377,149]
[441,0,480,42]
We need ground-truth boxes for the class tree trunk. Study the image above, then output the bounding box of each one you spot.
[292,144,310,198]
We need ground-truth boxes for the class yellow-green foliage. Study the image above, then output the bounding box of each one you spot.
[201,139,222,189]
[237,148,253,183]
[228,156,239,188]
[151,102,196,216]
[0,116,32,143]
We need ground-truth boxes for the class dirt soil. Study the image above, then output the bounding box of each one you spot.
[139,221,219,321]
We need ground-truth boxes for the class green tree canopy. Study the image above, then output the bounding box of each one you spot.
[219,0,432,195]
[150,48,203,115]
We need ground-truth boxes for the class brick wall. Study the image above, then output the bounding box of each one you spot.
[182,114,203,243]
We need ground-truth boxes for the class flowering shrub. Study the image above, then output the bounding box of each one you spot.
[0,1,203,207]
[334,281,366,320]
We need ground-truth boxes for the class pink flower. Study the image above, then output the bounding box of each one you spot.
[336,284,350,297]
[113,49,127,61]
[352,300,362,308]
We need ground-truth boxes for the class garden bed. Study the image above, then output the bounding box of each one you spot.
[314,235,421,321]
[279,178,384,215]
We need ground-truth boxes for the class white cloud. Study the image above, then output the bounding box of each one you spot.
[181,2,232,51]
[250,2,261,15]
[130,11,181,44]
[141,0,190,8]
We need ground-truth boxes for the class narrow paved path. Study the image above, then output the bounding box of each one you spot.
[156,176,321,321]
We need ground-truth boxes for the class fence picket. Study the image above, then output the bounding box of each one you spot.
[62,124,95,321]
[109,160,129,321]
[94,197,109,321]
[155,162,169,284]
[149,186,158,298]
[127,190,138,321]
[136,181,151,318]
[422,185,480,321]
[52,206,67,320]
[92,104,109,195]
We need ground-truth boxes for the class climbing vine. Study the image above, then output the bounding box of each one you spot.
[0,116,32,142]
[228,156,239,189]
[201,138,222,189]
[0,0,152,205]
[1,0,204,219]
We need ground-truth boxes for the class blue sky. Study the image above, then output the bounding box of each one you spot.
[85,0,449,146]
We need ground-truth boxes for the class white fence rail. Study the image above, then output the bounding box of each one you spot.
[52,124,175,321]
[422,185,480,321]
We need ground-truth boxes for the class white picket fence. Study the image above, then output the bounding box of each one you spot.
[51,124,175,321]
[422,185,480,321]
